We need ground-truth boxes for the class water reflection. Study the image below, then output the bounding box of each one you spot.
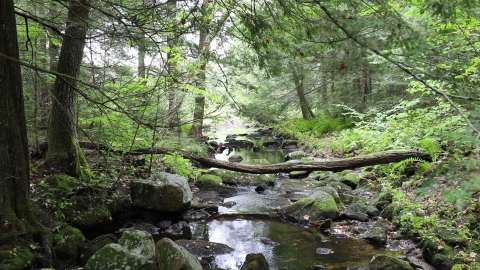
[192,219,389,270]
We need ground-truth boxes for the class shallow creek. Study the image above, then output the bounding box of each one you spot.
[194,128,397,269]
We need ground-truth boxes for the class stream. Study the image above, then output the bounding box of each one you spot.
[189,128,397,270]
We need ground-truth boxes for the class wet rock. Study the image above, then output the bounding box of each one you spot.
[131,172,192,212]
[343,211,369,222]
[370,254,414,270]
[255,185,266,193]
[312,265,327,270]
[240,253,269,270]
[182,209,211,220]
[252,146,261,152]
[165,221,191,237]
[212,169,275,186]
[220,201,237,208]
[278,190,339,224]
[175,239,234,257]
[195,174,222,188]
[316,247,333,254]
[156,220,172,230]
[257,237,279,246]
[78,234,118,266]
[289,170,310,179]
[155,238,203,270]
[228,155,244,163]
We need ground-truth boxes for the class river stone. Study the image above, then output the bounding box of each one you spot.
[118,230,155,259]
[278,190,339,224]
[314,187,342,205]
[52,225,85,268]
[131,172,192,212]
[240,253,269,270]
[175,239,234,257]
[155,238,203,270]
[370,254,414,270]
[340,173,361,189]
[228,155,243,163]
[363,219,392,246]
[195,174,222,188]
[78,234,118,266]
[211,169,275,186]
[327,181,353,192]
[289,170,310,179]
[84,243,153,270]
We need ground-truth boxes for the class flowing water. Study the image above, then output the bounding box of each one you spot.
[194,128,396,269]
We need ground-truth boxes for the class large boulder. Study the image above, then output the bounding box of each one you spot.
[240,253,270,270]
[210,169,275,186]
[278,190,339,224]
[363,219,392,246]
[84,230,155,270]
[370,254,414,270]
[155,238,203,270]
[52,225,85,269]
[195,174,222,188]
[175,239,234,257]
[83,244,153,270]
[131,172,192,212]
[78,234,118,266]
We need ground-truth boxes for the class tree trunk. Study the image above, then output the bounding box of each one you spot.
[163,0,182,131]
[293,70,314,120]
[44,0,91,180]
[0,0,46,265]
[188,0,211,138]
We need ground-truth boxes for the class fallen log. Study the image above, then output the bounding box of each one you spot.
[128,148,431,174]
[33,142,431,174]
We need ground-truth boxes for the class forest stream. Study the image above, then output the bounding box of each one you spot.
[173,128,404,270]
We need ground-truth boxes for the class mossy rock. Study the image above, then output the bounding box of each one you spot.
[118,231,155,259]
[380,204,395,220]
[240,253,269,270]
[278,191,339,223]
[52,225,85,268]
[327,181,352,192]
[314,187,342,206]
[84,243,153,270]
[196,174,223,188]
[435,227,469,246]
[340,173,361,189]
[78,234,118,266]
[347,202,380,217]
[45,174,82,195]
[105,191,129,215]
[155,238,202,270]
[310,171,339,181]
[0,238,35,270]
[422,237,463,270]
[375,192,394,204]
[375,200,391,211]
[370,254,414,270]
[285,151,307,161]
[63,195,112,230]
[288,170,310,179]
[211,170,275,186]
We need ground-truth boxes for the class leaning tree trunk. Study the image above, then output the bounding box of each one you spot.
[44,0,91,180]
[0,0,48,265]
[293,70,315,120]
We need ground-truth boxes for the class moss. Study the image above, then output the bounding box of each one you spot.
[211,170,275,186]
[63,196,111,230]
[436,227,468,246]
[52,225,85,259]
[422,237,463,270]
[46,174,82,195]
[44,136,92,180]
[197,174,223,187]
[84,244,153,270]
[340,173,360,189]
[370,254,414,270]
[0,245,34,270]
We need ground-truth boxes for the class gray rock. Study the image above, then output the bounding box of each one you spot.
[155,238,203,270]
[175,239,234,257]
[78,234,118,266]
[131,172,192,212]
[228,155,243,163]
[316,247,333,254]
[118,230,155,259]
[84,243,153,270]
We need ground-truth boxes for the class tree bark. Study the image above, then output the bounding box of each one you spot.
[292,69,315,120]
[0,0,47,265]
[44,0,92,180]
